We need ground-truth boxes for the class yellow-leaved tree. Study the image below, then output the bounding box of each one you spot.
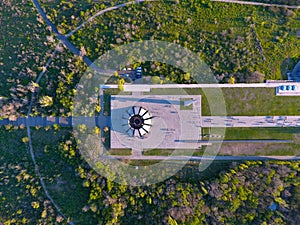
[39,96,53,107]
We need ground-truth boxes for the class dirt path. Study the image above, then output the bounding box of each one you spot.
[66,0,158,37]
[31,0,93,66]
[109,154,300,161]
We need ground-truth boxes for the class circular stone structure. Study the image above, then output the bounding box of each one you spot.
[127,106,152,137]
[129,115,143,129]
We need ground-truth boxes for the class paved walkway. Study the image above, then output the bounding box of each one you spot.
[101,82,297,91]
[107,155,300,161]
[0,116,109,128]
[2,115,300,128]
[180,140,293,143]
[202,116,300,127]
[0,117,71,127]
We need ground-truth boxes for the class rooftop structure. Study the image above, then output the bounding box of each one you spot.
[276,84,300,96]
[288,61,300,82]
[127,106,153,137]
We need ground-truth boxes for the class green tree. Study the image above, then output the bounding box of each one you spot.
[151,76,162,84]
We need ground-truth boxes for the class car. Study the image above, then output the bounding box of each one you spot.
[280,86,285,91]
[286,85,291,91]
[292,85,297,91]
[136,67,142,73]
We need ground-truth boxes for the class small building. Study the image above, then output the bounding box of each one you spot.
[276,83,300,96]
[289,61,300,82]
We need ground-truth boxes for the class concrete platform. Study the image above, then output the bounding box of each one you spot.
[110,95,202,150]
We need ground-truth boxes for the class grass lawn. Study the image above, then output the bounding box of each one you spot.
[143,149,205,156]
[125,160,161,166]
[175,160,234,183]
[103,127,111,149]
[190,87,300,116]
[150,87,300,116]
[180,98,194,110]
[109,149,132,156]
[218,142,300,156]
[220,88,300,116]
[103,89,131,115]
[204,127,300,140]
[202,127,300,156]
